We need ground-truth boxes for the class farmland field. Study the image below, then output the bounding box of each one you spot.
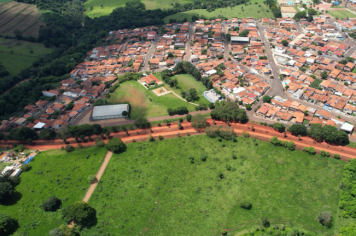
[86,135,346,235]
[328,10,356,19]
[167,74,210,106]
[107,80,196,119]
[0,1,45,37]
[164,0,273,23]
[0,38,53,75]
[0,146,107,235]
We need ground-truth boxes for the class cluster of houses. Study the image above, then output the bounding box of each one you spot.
[256,96,354,133]
[148,23,189,69]
[189,19,225,62]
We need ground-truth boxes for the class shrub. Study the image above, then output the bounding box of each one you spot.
[188,156,194,164]
[303,146,316,155]
[65,145,74,153]
[321,150,330,157]
[147,135,155,141]
[87,175,96,184]
[134,117,149,128]
[261,216,270,227]
[106,137,126,153]
[42,196,62,212]
[240,200,252,210]
[242,131,249,138]
[95,139,105,147]
[318,211,332,228]
[20,164,31,172]
[226,163,232,171]
[158,135,163,140]
[232,154,237,160]
[191,113,207,129]
[287,141,295,151]
[221,229,227,235]
[270,136,282,146]
[334,154,340,159]
[200,155,207,162]
[0,213,18,235]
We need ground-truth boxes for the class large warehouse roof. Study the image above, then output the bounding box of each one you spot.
[231,36,249,42]
[92,104,129,117]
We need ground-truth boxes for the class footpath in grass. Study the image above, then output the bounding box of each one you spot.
[0,146,107,235]
[167,74,210,106]
[164,0,273,23]
[107,80,196,119]
[0,38,53,75]
[87,135,344,236]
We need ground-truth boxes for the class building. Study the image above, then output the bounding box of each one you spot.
[231,36,250,44]
[203,90,221,103]
[92,104,130,121]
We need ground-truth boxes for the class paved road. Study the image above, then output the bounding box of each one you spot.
[185,22,195,62]
[142,33,159,72]
[223,24,230,60]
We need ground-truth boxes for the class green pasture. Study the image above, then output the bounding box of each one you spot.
[0,38,53,75]
[87,135,345,235]
[0,146,107,235]
[328,10,356,19]
[164,0,273,23]
[107,80,196,119]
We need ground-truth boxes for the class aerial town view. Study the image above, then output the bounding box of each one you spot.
[2,0,356,235]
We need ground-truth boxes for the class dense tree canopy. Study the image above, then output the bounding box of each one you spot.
[191,113,207,129]
[62,201,96,227]
[210,101,248,123]
[9,127,38,141]
[0,213,18,235]
[42,196,62,212]
[288,124,307,136]
[39,129,57,140]
[0,182,14,203]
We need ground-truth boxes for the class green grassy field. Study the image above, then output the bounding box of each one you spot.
[86,135,345,236]
[0,38,53,75]
[328,10,356,19]
[164,0,273,23]
[0,0,13,3]
[167,74,210,106]
[0,146,107,235]
[84,0,192,18]
[107,80,196,119]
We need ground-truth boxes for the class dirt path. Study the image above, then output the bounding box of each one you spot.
[83,151,113,202]
[2,120,356,160]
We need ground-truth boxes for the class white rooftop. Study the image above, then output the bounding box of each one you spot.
[341,123,354,132]
[34,122,46,129]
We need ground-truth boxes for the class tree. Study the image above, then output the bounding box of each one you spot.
[135,117,149,128]
[42,196,62,212]
[186,114,192,122]
[65,145,74,153]
[39,129,56,140]
[271,123,285,132]
[122,111,128,117]
[287,141,295,151]
[95,139,105,147]
[288,124,307,136]
[321,71,328,79]
[164,119,170,126]
[178,121,183,130]
[308,123,324,141]
[62,201,96,227]
[239,30,249,37]
[210,101,249,123]
[270,136,282,146]
[20,164,31,172]
[318,211,332,228]
[262,95,272,103]
[281,40,289,46]
[191,114,207,129]
[324,125,339,144]
[0,213,18,235]
[106,137,126,154]
[0,182,13,203]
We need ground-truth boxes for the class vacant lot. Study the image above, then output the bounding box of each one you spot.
[0,38,53,75]
[328,10,356,19]
[88,135,344,235]
[0,146,107,235]
[167,74,210,106]
[107,81,196,119]
[164,0,273,23]
[0,1,44,37]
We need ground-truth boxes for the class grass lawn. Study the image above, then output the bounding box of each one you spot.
[0,38,53,75]
[328,10,356,19]
[107,80,196,119]
[164,0,273,23]
[84,0,192,18]
[0,0,13,3]
[166,74,210,106]
[87,135,345,236]
[352,68,356,74]
[0,146,107,235]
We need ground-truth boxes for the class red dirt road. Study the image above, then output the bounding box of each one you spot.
[1,120,355,160]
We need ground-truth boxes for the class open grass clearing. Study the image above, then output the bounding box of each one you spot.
[107,80,196,120]
[165,73,210,106]
[0,146,107,235]
[85,0,203,18]
[87,135,344,235]
[164,0,273,23]
[328,10,356,19]
[0,38,53,75]
[0,0,14,3]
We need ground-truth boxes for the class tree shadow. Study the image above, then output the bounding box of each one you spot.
[1,191,22,206]
[82,208,98,229]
